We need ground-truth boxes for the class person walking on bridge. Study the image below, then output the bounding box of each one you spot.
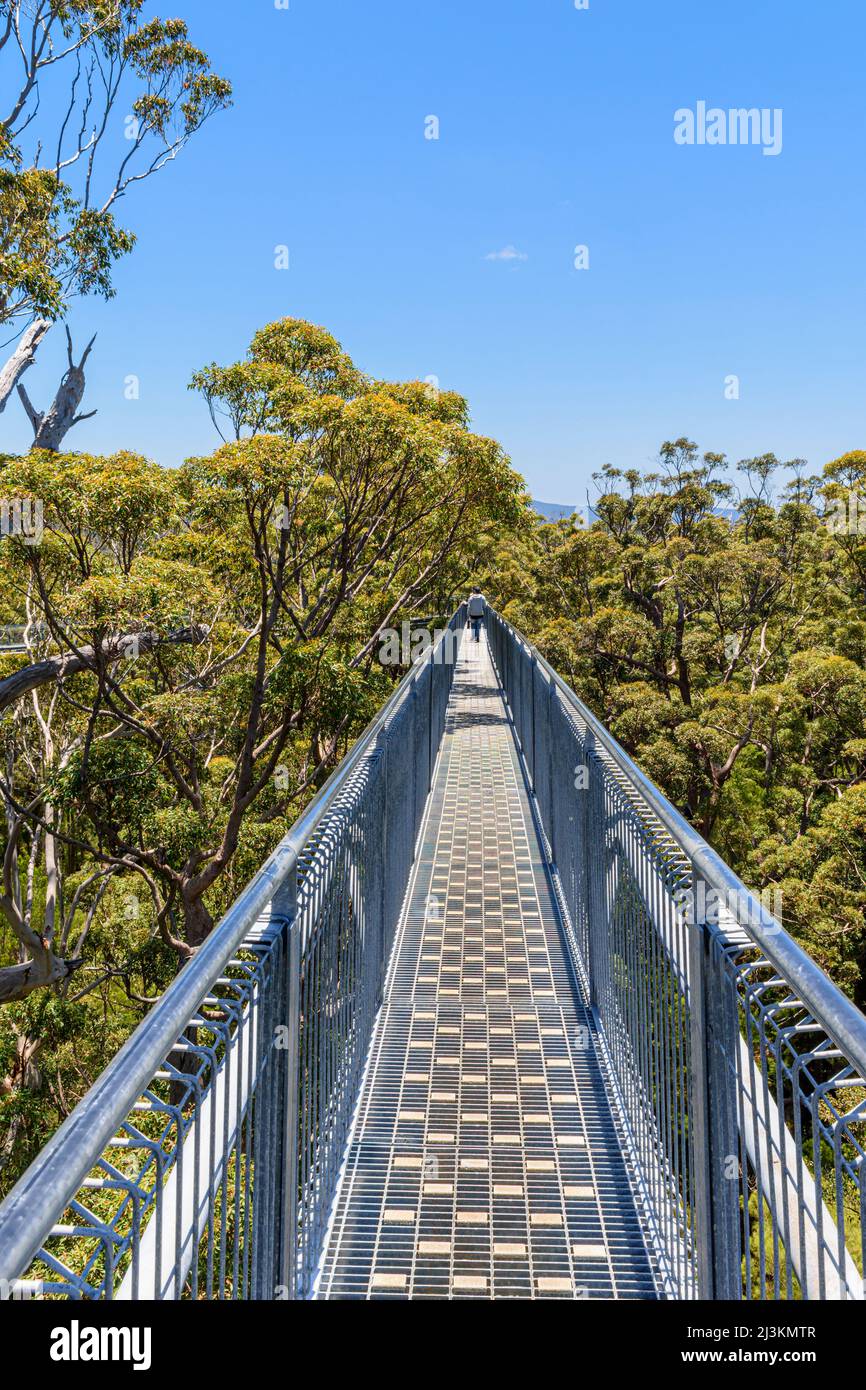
[467,587,487,641]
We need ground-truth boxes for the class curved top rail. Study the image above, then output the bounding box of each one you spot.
[0,608,465,1287]
[493,610,866,1080]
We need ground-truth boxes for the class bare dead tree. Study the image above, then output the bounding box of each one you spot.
[17,327,97,451]
[0,319,52,415]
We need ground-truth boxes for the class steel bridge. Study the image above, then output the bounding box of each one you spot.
[1,608,865,1301]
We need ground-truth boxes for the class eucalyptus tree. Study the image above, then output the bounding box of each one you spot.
[492,440,866,1002]
[821,450,866,604]
[0,1,231,433]
[0,319,527,1006]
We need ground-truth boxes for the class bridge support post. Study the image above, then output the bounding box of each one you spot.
[529,650,537,788]
[583,733,605,1012]
[376,730,389,1011]
[687,882,742,1300]
[546,678,557,863]
[428,649,434,789]
[275,873,300,1301]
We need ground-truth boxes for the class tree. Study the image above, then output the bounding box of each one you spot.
[750,784,866,1011]
[16,326,97,450]
[492,439,866,1005]
[0,1,231,431]
[821,450,866,603]
[0,320,527,1003]
[0,321,526,1184]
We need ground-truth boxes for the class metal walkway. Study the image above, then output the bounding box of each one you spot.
[3,606,865,1303]
[316,634,658,1299]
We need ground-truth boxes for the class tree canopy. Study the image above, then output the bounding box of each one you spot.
[0,1,232,429]
[3,404,866,1194]
[0,318,527,1186]
[490,440,866,1011]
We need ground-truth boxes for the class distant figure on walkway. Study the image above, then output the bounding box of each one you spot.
[467,587,487,642]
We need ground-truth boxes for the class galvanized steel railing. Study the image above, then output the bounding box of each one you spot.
[2,601,865,1302]
[0,609,464,1301]
[487,608,866,1301]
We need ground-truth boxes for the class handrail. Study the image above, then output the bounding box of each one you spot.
[3,601,863,1302]
[499,612,866,1079]
[0,608,465,1294]
[486,606,866,1300]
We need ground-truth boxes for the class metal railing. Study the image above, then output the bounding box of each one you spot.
[3,601,865,1301]
[487,608,866,1301]
[0,609,465,1300]
[0,622,46,653]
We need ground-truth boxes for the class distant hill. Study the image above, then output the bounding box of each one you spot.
[532,500,577,522]
[533,500,741,525]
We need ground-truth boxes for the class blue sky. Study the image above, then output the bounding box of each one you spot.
[4,0,865,504]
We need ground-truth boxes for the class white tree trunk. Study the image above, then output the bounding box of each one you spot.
[0,954,83,1004]
[0,320,51,415]
[17,328,96,451]
[0,626,206,714]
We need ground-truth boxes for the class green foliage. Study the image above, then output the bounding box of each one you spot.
[0,3,231,331]
[0,319,528,1190]
[493,438,866,1009]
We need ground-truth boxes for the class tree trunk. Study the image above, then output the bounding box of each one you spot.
[168,1027,202,1111]
[182,892,214,949]
[167,897,211,1106]
[16,328,96,452]
[0,951,83,1004]
[0,320,51,414]
[0,624,206,715]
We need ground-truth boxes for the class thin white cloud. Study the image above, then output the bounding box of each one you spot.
[484,245,528,262]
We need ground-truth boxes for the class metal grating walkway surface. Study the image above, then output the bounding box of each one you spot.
[315,632,660,1300]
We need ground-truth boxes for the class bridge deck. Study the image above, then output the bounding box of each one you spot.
[316,633,659,1299]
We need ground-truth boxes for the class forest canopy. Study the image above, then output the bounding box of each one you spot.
[0,316,526,1185]
[492,440,866,1009]
[1,383,865,1194]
